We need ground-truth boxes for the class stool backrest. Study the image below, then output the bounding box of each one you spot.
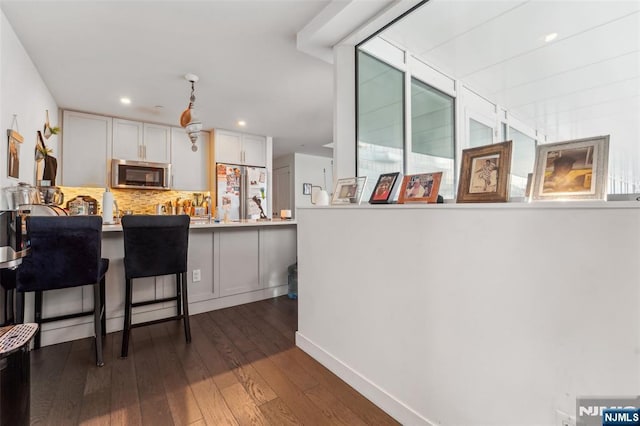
[121,215,190,279]
[17,216,103,292]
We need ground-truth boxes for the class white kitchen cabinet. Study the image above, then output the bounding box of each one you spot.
[61,111,112,187]
[214,129,266,167]
[171,127,209,190]
[217,229,260,297]
[112,119,170,163]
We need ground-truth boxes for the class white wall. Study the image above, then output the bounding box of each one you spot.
[0,10,58,190]
[293,153,333,212]
[296,203,640,426]
[273,152,333,217]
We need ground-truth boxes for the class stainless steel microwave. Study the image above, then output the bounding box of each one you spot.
[111,159,171,190]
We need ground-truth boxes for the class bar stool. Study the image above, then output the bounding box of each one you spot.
[120,215,191,358]
[14,216,108,366]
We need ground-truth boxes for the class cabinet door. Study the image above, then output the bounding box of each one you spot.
[242,134,266,167]
[112,119,143,160]
[218,229,260,297]
[215,129,242,164]
[62,111,112,187]
[259,227,297,288]
[171,127,209,190]
[143,123,171,163]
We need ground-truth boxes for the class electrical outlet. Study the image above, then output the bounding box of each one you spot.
[556,410,575,426]
[192,269,201,282]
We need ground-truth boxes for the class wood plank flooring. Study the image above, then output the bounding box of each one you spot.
[30,297,399,425]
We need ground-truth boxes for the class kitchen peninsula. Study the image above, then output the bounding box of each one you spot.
[30,219,296,346]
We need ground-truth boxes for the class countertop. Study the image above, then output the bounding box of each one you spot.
[102,218,296,232]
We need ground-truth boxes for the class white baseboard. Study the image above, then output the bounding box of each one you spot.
[295,332,435,426]
[38,285,288,347]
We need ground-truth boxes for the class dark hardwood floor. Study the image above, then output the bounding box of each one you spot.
[30,297,399,425]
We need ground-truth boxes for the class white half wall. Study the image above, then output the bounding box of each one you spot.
[1,10,58,191]
[296,203,640,425]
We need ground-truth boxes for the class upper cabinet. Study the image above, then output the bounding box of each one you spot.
[61,111,112,187]
[112,119,170,163]
[171,127,209,190]
[214,129,266,167]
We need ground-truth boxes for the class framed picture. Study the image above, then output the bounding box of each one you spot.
[302,183,312,195]
[398,172,443,204]
[457,140,512,203]
[332,176,367,205]
[369,172,402,204]
[531,135,609,201]
[7,129,23,179]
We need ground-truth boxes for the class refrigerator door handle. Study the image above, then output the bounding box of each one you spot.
[239,167,245,220]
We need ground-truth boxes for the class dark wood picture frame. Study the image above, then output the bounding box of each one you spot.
[369,172,401,204]
[398,172,443,204]
[456,140,512,203]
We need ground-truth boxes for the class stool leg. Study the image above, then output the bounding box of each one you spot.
[34,291,43,349]
[121,278,133,358]
[93,283,104,367]
[181,272,191,343]
[175,273,182,318]
[100,276,106,337]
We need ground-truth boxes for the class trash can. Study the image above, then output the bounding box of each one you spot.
[0,323,38,426]
[287,262,298,300]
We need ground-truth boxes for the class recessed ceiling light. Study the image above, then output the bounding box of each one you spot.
[120,97,131,105]
[544,32,558,42]
[237,120,246,127]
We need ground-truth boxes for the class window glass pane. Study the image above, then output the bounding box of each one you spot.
[357,51,404,199]
[469,119,493,147]
[509,126,536,198]
[409,78,455,198]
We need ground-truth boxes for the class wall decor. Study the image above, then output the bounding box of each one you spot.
[331,176,367,205]
[398,172,443,204]
[7,129,23,179]
[302,182,312,195]
[369,172,402,204]
[531,135,609,201]
[457,140,512,203]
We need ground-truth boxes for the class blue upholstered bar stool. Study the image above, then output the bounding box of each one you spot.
[120,215,191,358]
[15,216,108,366]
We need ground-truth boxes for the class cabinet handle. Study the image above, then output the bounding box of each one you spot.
[143,145,146,159]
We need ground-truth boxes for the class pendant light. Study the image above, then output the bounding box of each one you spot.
[180,73,202,152]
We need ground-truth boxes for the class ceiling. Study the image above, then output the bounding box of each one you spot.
[379,0,640,185]
[3,0,638,184]
[0,0,343,158]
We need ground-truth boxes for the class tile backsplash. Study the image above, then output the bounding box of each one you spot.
[60,187,211,216]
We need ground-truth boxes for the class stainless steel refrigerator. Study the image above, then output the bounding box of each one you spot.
[216,163,268,221]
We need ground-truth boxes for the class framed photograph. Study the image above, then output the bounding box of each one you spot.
[332,176,367,205]
[302,183,312,195]
[398,172,443,204]
[7,129,23,179]
[369,172,402,204]
[531,135,609,201]
[457,140,512,203]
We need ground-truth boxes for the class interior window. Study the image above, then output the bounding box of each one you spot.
[357,51,405,199]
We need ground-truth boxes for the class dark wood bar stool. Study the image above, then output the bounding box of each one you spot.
[120,215,191,358]
[15,216,108,366]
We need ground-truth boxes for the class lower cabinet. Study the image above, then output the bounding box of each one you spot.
[32,224,296,347]
[216,229,261,297]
